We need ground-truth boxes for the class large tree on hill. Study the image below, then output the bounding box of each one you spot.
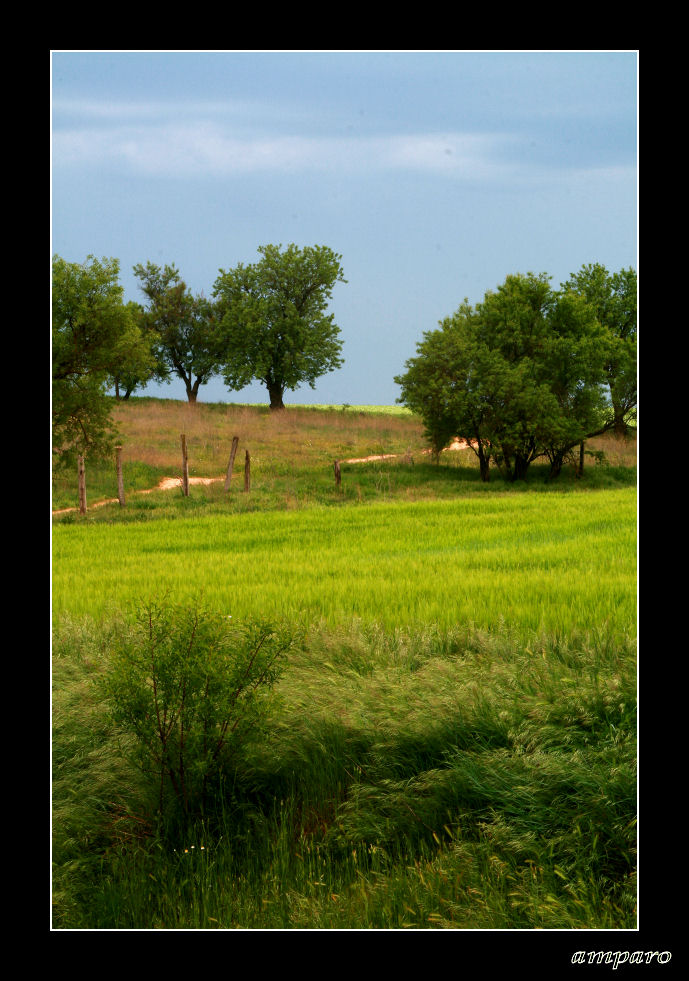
[395,271,611,482]
[52,254,145,465]
[562,263,637,436]
[212,243,346,410]
[133,261,221,403]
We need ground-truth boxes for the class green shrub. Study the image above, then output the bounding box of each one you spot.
[97,599,299,820]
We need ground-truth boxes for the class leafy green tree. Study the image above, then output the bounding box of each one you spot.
[396,272,610,482]
[133,262,221,403]
[52,254,134,465]
[562,263,637,436]
[395,303,495,480]
[476,273,608,480]
[107,301,158,401]
[213,243,346,410]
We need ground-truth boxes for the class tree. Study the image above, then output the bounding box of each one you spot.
[107,301,158,401]
[133,261,221,403]
[395,303,495,481]
[562,263,637,437]
[396,272,611,482]
[476,273,608,481]
[213,243,346,410]
[52,254,134,465]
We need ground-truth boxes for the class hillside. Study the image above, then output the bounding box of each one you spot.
[52,397,637,517]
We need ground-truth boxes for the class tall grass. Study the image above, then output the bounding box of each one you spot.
[52,489,636,637]
[52,617,636,929]
[52,398,637,930]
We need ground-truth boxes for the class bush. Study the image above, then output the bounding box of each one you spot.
[98,599,298,819]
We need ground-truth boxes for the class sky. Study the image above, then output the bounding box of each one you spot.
[51,50,638,407]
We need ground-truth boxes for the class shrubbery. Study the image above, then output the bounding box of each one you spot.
[98,599,299,820]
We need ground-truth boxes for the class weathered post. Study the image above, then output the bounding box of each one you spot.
[577,440,585,479]
[78,454,87,515]
[115,446,126,506]
[244,450,251,492]
[334,459,341,488]
[181,434,189,496]
[224,436,239,492]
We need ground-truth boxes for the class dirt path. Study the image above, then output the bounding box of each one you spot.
[52,476,225,516]
[344,438,473,463]
[52,441,475,516]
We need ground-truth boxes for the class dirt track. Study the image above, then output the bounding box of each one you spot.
[52,440,475,516]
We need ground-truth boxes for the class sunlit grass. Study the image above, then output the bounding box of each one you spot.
[52,397,637,930]
[52,488,636,638]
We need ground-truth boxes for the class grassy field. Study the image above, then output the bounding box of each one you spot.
[53,491,635,636]
[52,398,637,930]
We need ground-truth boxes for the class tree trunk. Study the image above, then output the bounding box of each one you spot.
[476,441,490,482]
[548,454,564,481]
[613,411,628,438]
[78,454,87,515]
[512,454,531,482]
[116,446,126,506]
[266,379,285,411]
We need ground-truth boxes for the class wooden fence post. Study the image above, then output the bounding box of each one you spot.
[115,446,126,506]
[578,440,585,478]
[78,454,87,515]
[334,459,341,488]
[181,434,189,496]
[225,436,239,492]
[244,450,251,492]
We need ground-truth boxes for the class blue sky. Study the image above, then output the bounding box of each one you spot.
[51,50,638,406]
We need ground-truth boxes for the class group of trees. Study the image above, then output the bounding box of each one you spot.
[52,245,346,464]
[394,265,636,481]
[53,246,636,485]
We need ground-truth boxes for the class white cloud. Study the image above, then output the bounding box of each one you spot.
[52,118,518,181]
[51,96,325,128]
[52,100,635,188]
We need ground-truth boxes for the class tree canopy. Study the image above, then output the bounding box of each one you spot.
[395,267,635,481]
[213,243,346,410]
[561,263,637,436]
[133,261,221,403]
[52,255,149,465]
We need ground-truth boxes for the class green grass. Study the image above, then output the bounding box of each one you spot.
[52,397,637,930]
[52,617,636,929]
[52,489,636,638]
[52,398,635,515]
